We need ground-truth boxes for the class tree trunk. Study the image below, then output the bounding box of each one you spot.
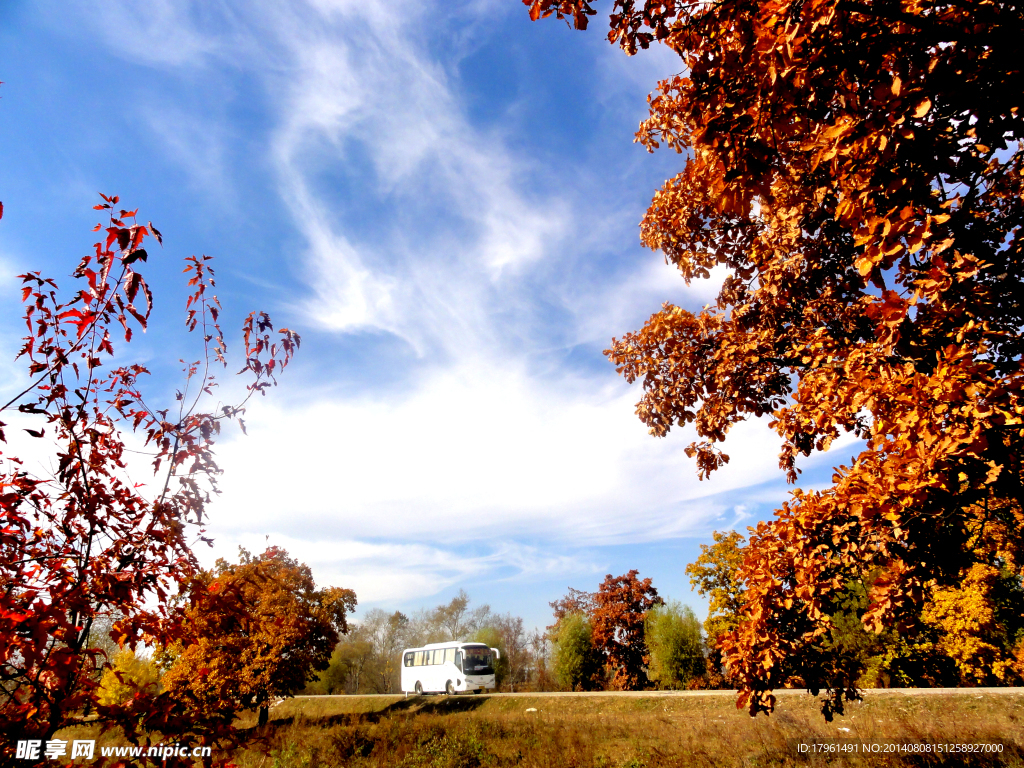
[258,705,269,727]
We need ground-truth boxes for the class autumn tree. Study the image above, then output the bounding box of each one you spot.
[422,589,492,642]
[527,0,1024,717]
[548,587,594,623]
[82,611,126,680]
[96,649,161,707]
[161,547,355,727]
[919,563,1024,685]
[591,570,663,690]
[362,609,410,694]
[0,196,298,753]
[527,629,556,691]
[486,613,531,692]
[685,531,747,648]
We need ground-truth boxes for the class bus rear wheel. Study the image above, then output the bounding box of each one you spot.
[446,680,455,695]
[415,681,423,695]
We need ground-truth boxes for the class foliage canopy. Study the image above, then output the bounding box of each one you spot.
[527,0,1024,716]
[645,600,705,689]
[163,546,356,727]
[550,611,603,691]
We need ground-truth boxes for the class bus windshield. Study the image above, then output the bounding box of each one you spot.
[460,646,493,675]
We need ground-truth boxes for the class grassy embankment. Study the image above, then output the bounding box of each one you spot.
[59,690,1024,767]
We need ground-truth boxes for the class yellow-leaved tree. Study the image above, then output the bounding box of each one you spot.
[97,649,161,707]
[921,563,1024,685]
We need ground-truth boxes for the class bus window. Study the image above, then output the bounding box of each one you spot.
[455,651,463,671]
[414,651,424,666]
[404,652,413,667]
[444,648,455,664]
[461,646,494,675]
[432,649,444,665]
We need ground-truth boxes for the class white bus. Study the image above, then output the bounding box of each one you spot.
[400,642,500,695]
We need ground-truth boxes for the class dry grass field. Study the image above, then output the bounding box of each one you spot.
[51,690,1023,767]
[214,690,1024,768]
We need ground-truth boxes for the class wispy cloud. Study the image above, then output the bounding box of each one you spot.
[39,0,846,609]
[203,531,598,605]
[266,0,570,355]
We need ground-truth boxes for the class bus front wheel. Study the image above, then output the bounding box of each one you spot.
[415,681,423,695]
[446,680,455,695]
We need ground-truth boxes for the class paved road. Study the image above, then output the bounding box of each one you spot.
[297,687,1024,700]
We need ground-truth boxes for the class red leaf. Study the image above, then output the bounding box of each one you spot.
[123,248,148,266]
[126,305,148,329]
[126,272,142,303]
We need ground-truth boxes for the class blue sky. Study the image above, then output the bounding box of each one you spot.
[0,1,857,631]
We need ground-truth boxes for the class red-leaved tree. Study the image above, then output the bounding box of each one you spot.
[0,195,298,760]
[591,571,662,690]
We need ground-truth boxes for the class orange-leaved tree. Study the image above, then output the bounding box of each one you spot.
[162,547,356,728]
[526,0,1024,717]
[0,195,298,755]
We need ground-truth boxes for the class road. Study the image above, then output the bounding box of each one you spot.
[297,687,1024,700]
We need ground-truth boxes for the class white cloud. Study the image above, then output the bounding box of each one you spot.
[45,0,858,609]
[54,1,226,69]
[206,359,787,547]
[265,1,568,351]
[567,257,731,348]
[198,531,596,605]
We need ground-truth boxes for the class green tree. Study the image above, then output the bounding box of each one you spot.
[550,612,602,691]
[645,601,705,689]
[305,630,375,695]
[468,626,509,690]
